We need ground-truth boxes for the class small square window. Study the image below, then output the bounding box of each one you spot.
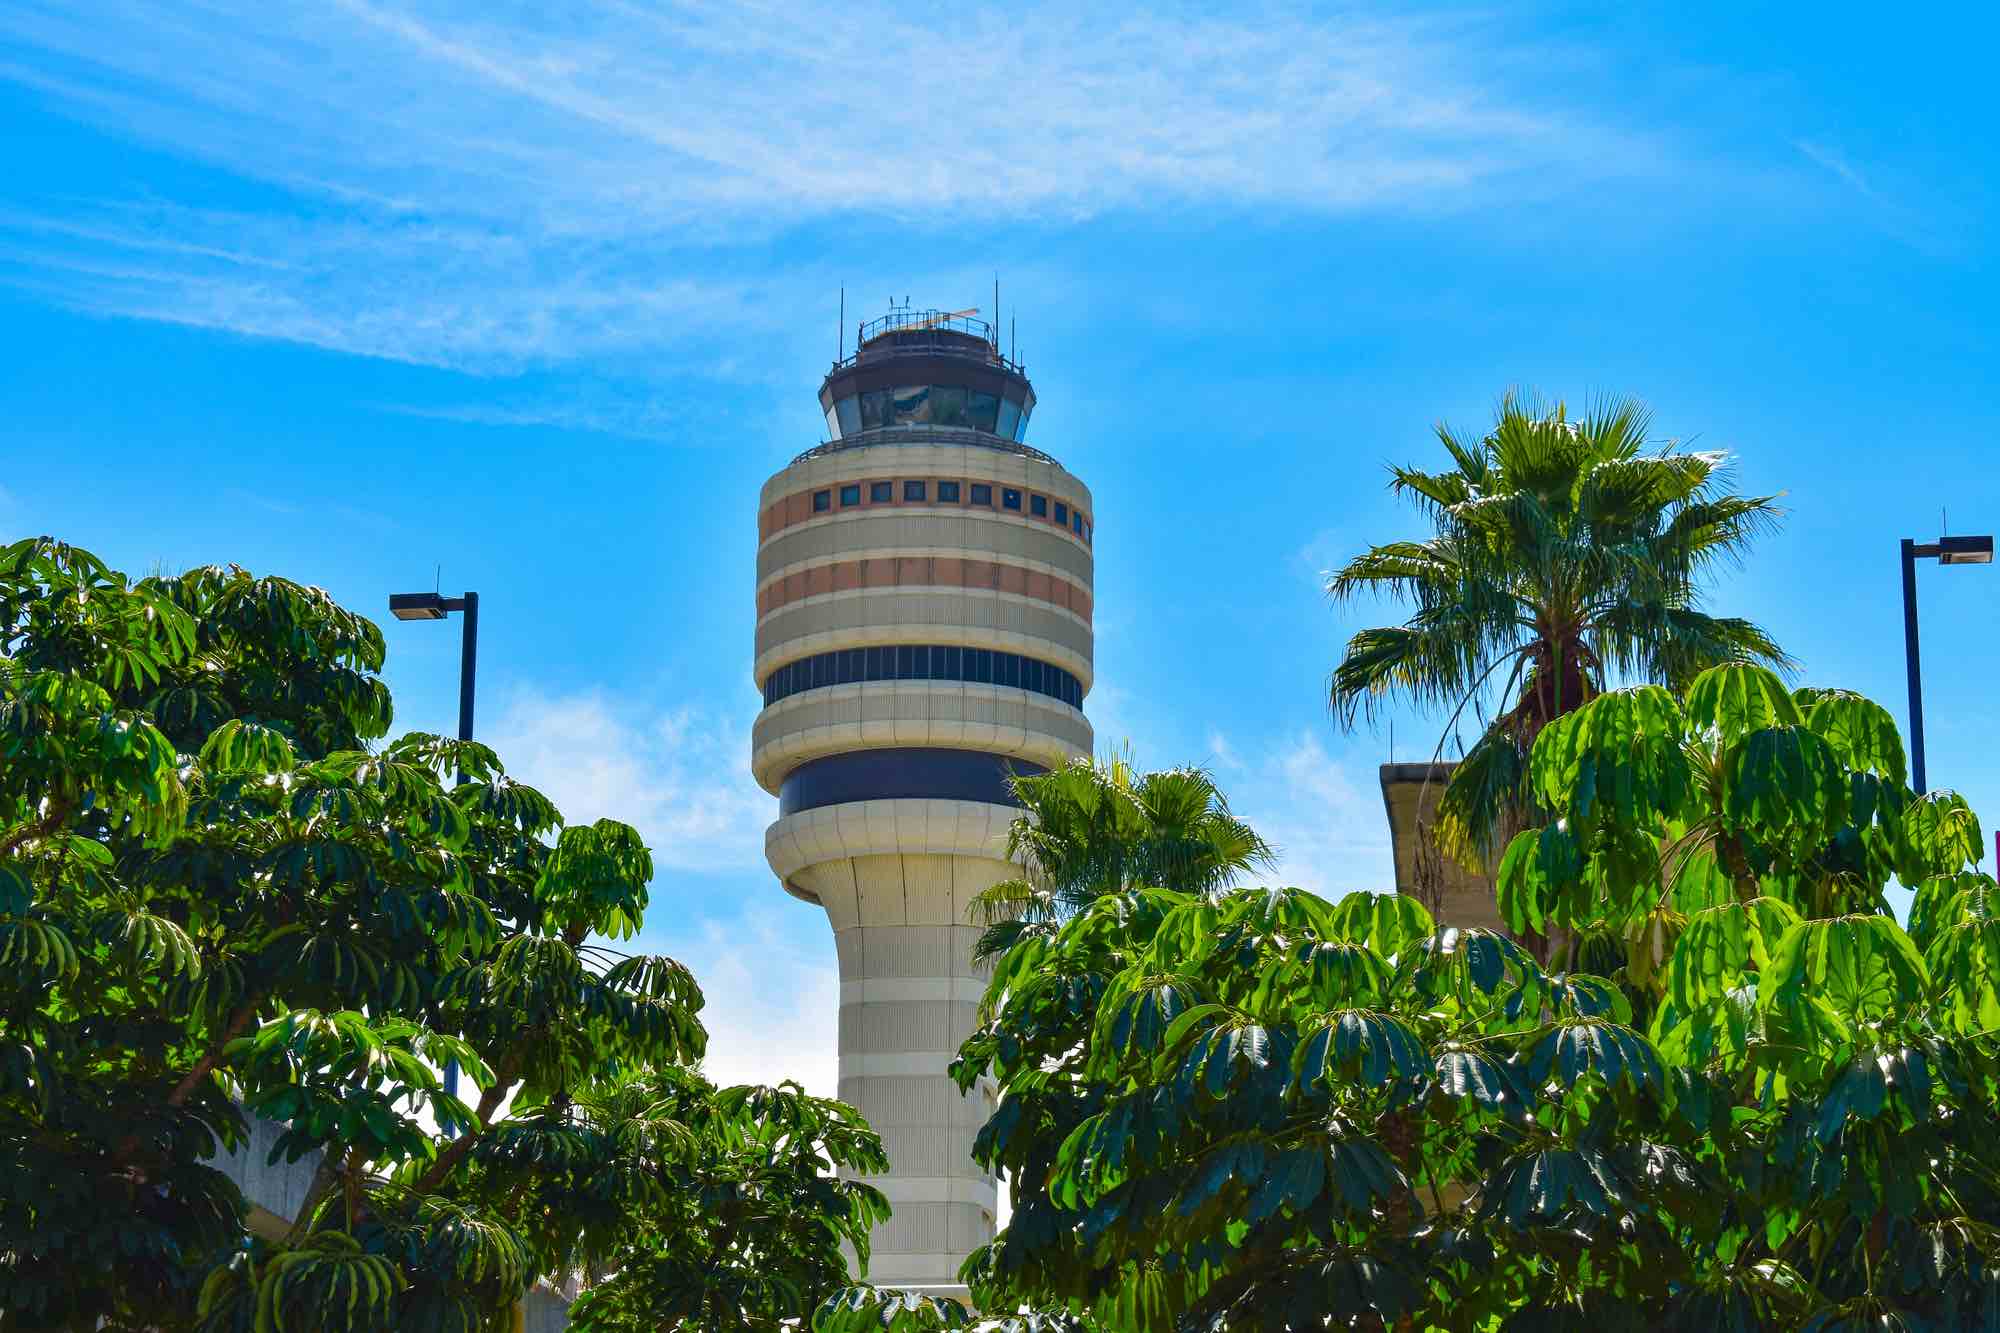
[904,480,927,501]
[1002,488,1022,511]
[870,480,893,503]
[970,483,993,505]
[1054,501,1068,526]
[938,480,961,502]
[813,490,831,513]
[840,484,861,506]
[1030,493,1048,517]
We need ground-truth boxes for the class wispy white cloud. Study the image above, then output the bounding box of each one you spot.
[371,385,704,442]
[1795,140,1875,199]
[1790,137,1970,256]
[1207,727,1395,898]
[481,686,772,874]
[477,685,836,1091]
[668,910,839,1097]
[0,1,1670,371]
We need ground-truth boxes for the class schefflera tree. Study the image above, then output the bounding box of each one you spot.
[821,666,1999,1331]
[0,538,889,1333]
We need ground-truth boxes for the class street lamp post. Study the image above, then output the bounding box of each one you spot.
[388,591,480,781]
[1899,535,1992,793]
[388,590,480,1105]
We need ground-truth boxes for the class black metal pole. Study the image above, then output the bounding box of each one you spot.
[1901,539,1927,793]
[449,592,477,1105]
[455,592,478,785]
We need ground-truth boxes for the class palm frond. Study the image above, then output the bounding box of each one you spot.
[1328,391,1788,861]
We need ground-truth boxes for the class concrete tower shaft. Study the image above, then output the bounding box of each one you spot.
[754,310,1094,1291]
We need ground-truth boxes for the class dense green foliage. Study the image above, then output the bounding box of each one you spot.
[833,675,1999,1330]
[966,759,1274,962]
[0,538,884,1331]
[1326,394,1790,868]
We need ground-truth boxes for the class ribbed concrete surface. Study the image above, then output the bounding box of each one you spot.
[757,433,1093,1293]
[754,589,1093,680]
[759,514,1095,591]
[751,684,1090,791]
[771,800,1019,1288]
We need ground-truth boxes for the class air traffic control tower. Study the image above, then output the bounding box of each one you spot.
[754,307,1095,1291]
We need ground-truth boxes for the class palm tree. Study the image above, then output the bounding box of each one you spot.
[969,756,1274,961]
[1328,392,1791,870]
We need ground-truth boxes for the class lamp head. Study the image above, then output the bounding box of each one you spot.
[1938,534,1995,566]
[389,592,451,620]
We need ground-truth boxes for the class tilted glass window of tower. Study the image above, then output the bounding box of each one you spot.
[825,387,1030,441]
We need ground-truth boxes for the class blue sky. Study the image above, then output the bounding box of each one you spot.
[5,1,1997,1091]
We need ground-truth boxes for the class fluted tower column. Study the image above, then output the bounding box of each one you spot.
[754,309,1094,1292]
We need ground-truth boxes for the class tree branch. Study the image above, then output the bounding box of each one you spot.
[166,992,265,1107]
[0,798,76,859]
[411,1031,540,1196]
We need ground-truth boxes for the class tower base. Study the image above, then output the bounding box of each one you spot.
[767,797,1016,1290]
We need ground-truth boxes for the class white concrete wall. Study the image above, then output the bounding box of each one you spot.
[770,798,1017,1289]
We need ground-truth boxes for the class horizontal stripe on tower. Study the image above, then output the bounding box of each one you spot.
[761,643,1084,710]
[777,748,1047,816]
[760,474,1092,545]
[756,555,1092,621]
[758,512,1094,586]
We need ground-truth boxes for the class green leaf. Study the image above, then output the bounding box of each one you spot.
[1496,823,1584,934]
[1801,689,1907,784]
[1899,791,1984,882]
[1685,663,1801,745]
[1814,1053,1888,1144]
[1294,1009,1427,1092]
[0,861,33,916]
[1531,686,1693,835]
[1667,897,1800,1012]
[1723,727,1848,848]
[1766,915,1928,1028]
[198,718,298,776]
[1326,889,1435,957]
[1434,1047,1522,1110]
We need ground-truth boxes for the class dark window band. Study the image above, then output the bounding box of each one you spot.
[761,644,1084,710]
[779,747,1047,815]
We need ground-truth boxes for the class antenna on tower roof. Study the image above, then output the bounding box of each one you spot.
[838,286,844,361]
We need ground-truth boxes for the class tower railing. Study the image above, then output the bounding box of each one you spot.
[832,309,1025,376]
[790,427,1059,468]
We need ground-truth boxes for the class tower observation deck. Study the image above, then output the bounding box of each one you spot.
[753,307,1095,1293]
